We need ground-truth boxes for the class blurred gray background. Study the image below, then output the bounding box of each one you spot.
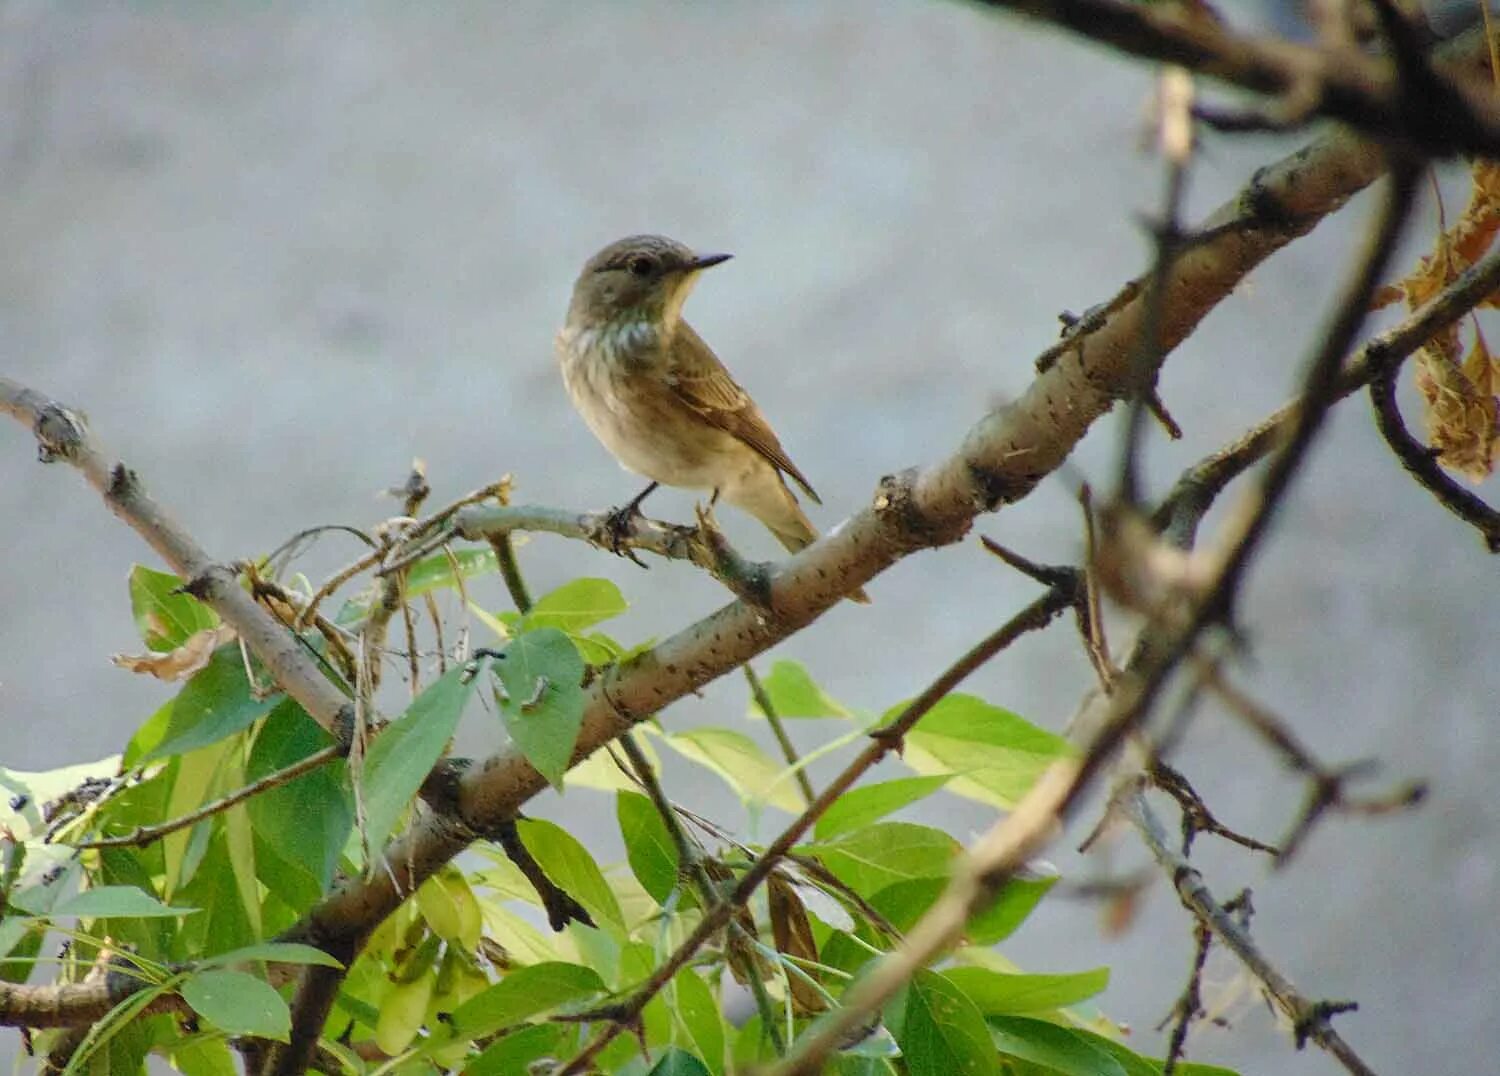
[2,2,1497,1073]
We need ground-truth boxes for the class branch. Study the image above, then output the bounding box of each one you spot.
[5,34,1470,1054]
[1126,789,1373,1076]
[1193,658,1425,864]
[746,664,817,806]
[0,380,354,744]
[760,165,1418,1076]
[555,588,1074,1074]
[0,973,185,1029]
[1156,236,1500,546]
[69,746,343,850]
[452,502,774,604]
[1368,363,1500,551]
[973,1,1500,156]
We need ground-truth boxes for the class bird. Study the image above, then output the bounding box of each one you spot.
[555,234,867,603]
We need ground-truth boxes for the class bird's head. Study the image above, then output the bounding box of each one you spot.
[566,234,731,333]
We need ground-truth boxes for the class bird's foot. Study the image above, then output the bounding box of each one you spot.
[602,502,649,568]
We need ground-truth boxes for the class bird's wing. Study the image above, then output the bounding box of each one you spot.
[667,322,821,504]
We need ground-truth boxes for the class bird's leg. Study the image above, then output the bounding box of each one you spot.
[604,481,659,566]
[708,487,722,507]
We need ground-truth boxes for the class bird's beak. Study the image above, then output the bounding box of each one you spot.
[688,252,732,271]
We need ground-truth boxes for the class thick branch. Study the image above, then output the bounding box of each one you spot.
[0,972,186,1028]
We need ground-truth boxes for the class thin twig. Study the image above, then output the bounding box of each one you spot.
[1149,760,1279,857]
[70,746,343,850]
[616,735,714,901]
[296,476,510,629]
[491,534,533,615]
[1126,790,1374,1076]
[1121,65,1194,508]
[1368,362,1500,551]
[1196,659,1425,863]
[1156,220,1500,548]
[745,665,816,806]
[1158,913,1213,1075]
[399,574,420,697]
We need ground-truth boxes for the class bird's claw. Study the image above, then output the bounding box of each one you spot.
[602,503,649,568]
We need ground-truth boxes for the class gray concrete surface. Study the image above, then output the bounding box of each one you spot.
[2,2,1496,1073]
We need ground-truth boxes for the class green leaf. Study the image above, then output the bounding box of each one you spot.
[467,1022,570,1076]
[448,961,606,1039]
[808,823,959,898]
[866,877,946,932]
[617,790,680,905]
[0,756,122,835]
[416,869,482,949]
[375,971,434,1054]
[572,630,625,665]
[197,941,343,970]
[493,629,586,789]
[516,818,626,935]
[170,1037,238,1076]
[161,740,228,896]
[140,647,282,763]
[47,885,195,920]
[892,695,1071,809]
[524,578,628,633]
[223,795,261,938]
[748,660,850,719]
[181,969,290,1040]
[57,978,168,1076]
[0,921,43,984]
[362,663,476,848]
[815,775,951,838]
[672,969,725,1076]
[866,870,1056,942]
[405,546,499,599]
[884,969,1000,1076]
[1075,1026,1240,1076]
[128,565,218,651]
[648,1047,713,1076]
[664,727,806,812]
[942,967,1108,1015]
[985,1015,1127,1076]
[246,701,352,907]
[968,872,1058,944]
[174,835,256,957]
[569,733,660,793]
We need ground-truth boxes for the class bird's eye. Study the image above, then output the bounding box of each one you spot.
[626,255,655,278]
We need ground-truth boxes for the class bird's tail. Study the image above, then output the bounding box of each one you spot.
[733,479,870,604]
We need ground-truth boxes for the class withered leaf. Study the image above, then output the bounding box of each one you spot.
[768,872,826,1015]
[111,625,238,681]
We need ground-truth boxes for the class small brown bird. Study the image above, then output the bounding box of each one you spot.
[556,234,866,602]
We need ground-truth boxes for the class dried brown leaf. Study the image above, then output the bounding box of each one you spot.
[1414,335,1500,482]
[768,872,826,1015]
[111,625,238,681]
